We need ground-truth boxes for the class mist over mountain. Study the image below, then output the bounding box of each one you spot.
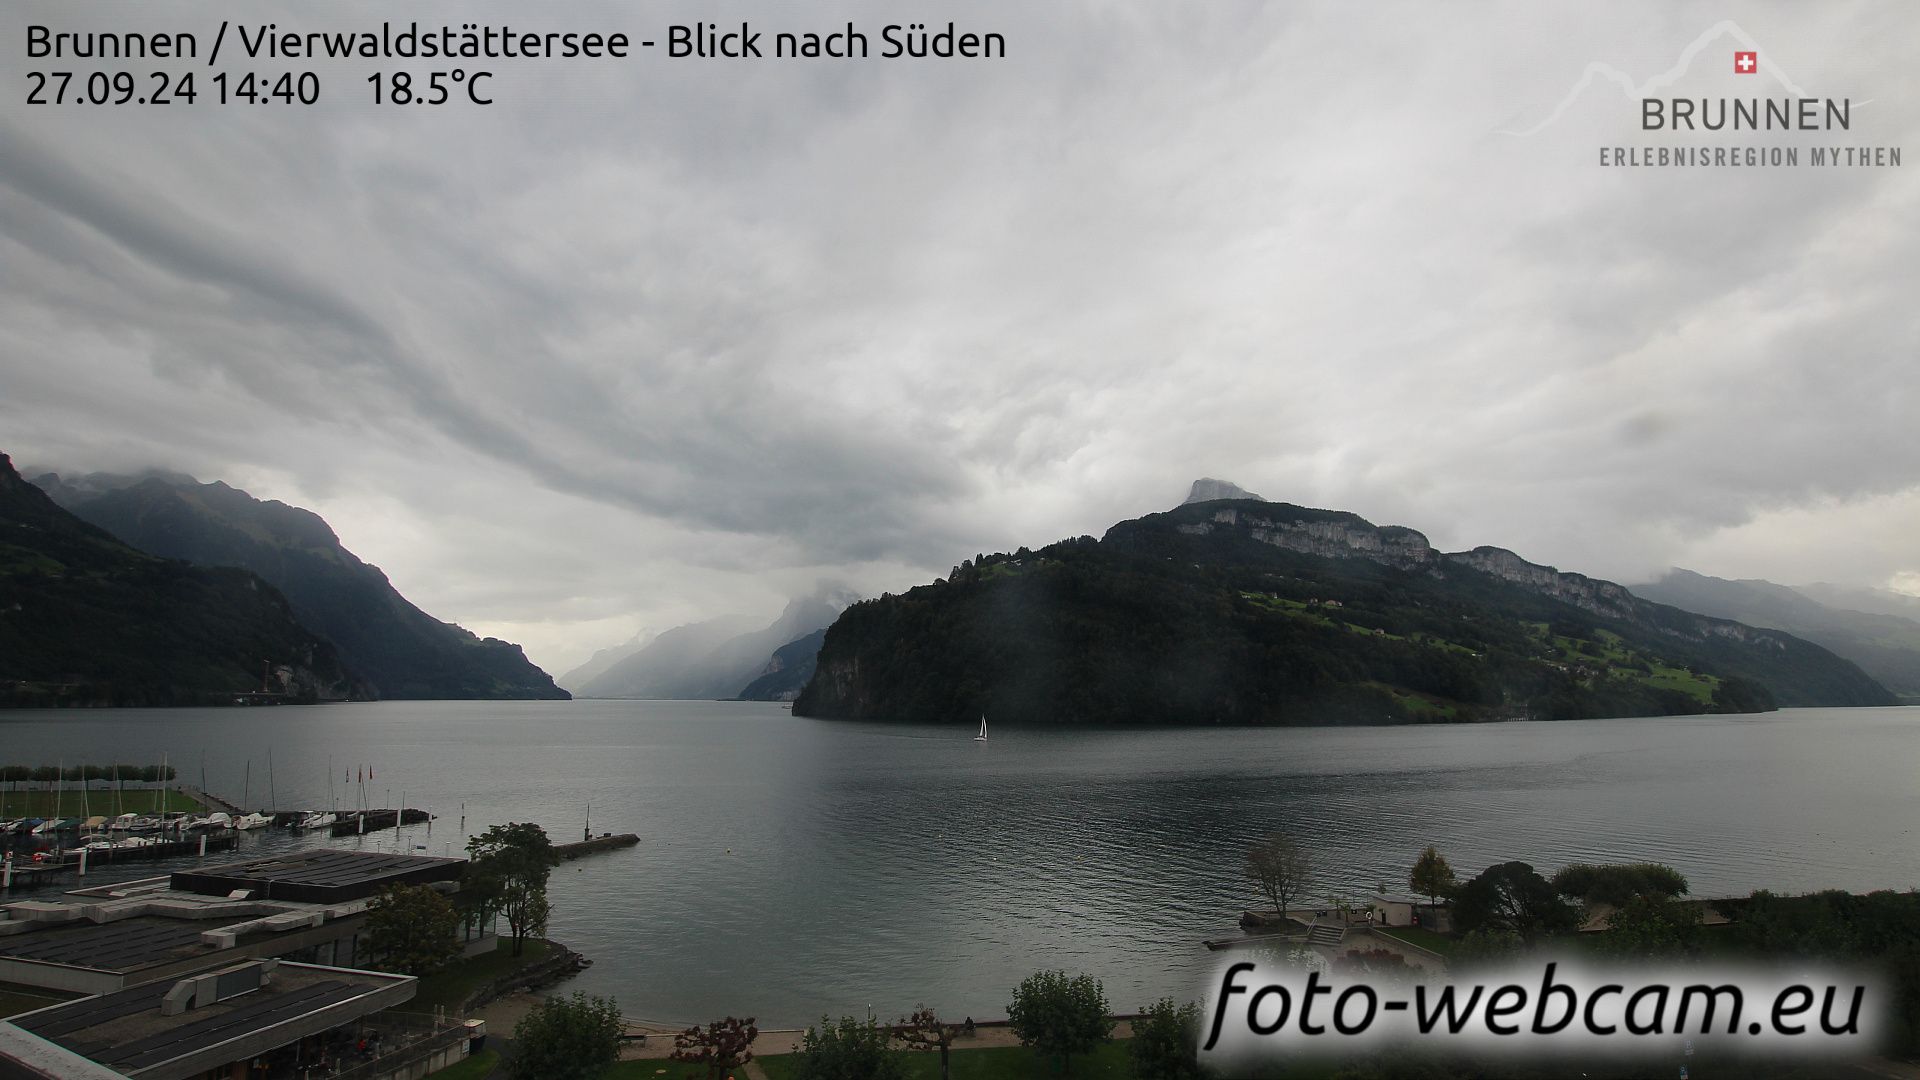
[40,468,567,701]
[573,583,858,699]
[1182,478,1264,505]
[797,490,1891,726]
[557,629,659,693]
[1634,569,1920,702]
[0,454,359,706]
[1793,582,1920,624]
[738,627,829,702]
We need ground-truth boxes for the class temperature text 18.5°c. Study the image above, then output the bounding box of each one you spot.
[367,71,494,106]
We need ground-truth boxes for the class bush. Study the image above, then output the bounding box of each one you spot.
[1007,970,1114,1074]
[1129,998,1205,1080]
[509,992,622,1080]
[791,1015,907,1080]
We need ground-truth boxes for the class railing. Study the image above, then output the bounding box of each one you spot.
[288,1012,470,1080]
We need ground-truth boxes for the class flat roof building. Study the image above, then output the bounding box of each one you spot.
[169,850,465,905]
[4,959,421,1079]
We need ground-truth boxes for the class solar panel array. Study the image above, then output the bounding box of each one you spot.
[0,919,207,972]
[15,975,380,1073]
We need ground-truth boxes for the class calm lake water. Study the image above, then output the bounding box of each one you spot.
[2,701,1917,1027]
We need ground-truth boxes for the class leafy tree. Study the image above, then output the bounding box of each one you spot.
[1409,847,1456,909]
[364,883,461,976]
[1450,928,1525,967]
[1450,862,1577,944]
[892,1007,962,1080]
[1129,997,1206,1080]
[672,1016,759,1080]
[509,992,622,1080]
[1244,834,1311,919]
[1550,863,1688,908]
[1594,894,1703,959]
[1006,970,1113,1075]
[793,1015,906,1080]
[466,821,560,956]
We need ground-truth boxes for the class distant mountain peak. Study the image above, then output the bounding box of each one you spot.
[1182,477,1264,505]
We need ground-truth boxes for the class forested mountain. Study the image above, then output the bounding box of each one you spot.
[796,496,1893,726]
[40,469,567,701]
[1634,569,1920,702]
[0,454,359,706]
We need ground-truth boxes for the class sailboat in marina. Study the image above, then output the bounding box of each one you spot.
[974,715,988,742]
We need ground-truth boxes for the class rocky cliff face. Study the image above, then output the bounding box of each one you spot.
[1132,500,1801,652]
[1443,546,1640,622]
[1176,506,1436,570]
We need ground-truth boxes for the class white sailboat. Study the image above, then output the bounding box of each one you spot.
[974,715,988,742]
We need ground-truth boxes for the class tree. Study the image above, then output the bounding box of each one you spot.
[1408,847,1457,909]
[1244,834,1311,920]
[364,883,461,976]
[672,1016,759,1080]
[1550,863,1688,908]
[1450,862,1578,944]
[1594,893,1703,959]
[465,821,560,957]
[509,992,622,1080]
[793,1015,906,1080]
[1129,997,1206,1080]
[892,1007,962,1080]
[1006,970,1113,1075]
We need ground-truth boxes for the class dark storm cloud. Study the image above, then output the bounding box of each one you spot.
[2,0,1916,668]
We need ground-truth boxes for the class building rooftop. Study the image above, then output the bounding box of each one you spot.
[0,918,208,974]
[169,849,464,904]
[8,961,413,1079]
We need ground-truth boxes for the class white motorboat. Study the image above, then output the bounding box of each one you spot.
[234,812,273,830]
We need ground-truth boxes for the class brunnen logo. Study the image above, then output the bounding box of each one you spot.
[1498,23,1902,170]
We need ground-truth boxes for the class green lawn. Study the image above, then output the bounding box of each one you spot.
[1373,925,1458,958]
[0,788,200,818]
[427,1049,498,1079]
[412,938,552,1013]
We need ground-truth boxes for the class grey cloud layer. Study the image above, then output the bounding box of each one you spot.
[3,0,1916,669]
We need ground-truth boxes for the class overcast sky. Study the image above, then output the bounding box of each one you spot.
[3,1,1915,675]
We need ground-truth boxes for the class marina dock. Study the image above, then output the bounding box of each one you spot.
[556,833,640,860]
[2,832,238,890]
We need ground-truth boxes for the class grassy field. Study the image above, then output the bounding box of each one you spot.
[0,788,200,818]
[426,1049,498,1079]
[1373,925,1458,957]
[412,938,552,1014]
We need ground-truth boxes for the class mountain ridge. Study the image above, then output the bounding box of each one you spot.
[43,468,568,701]
[0,453,361,706]
[795,495,1891,725]
[1633,568,1920,701]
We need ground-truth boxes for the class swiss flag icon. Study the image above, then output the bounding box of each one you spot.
[1735,51,1758,74]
